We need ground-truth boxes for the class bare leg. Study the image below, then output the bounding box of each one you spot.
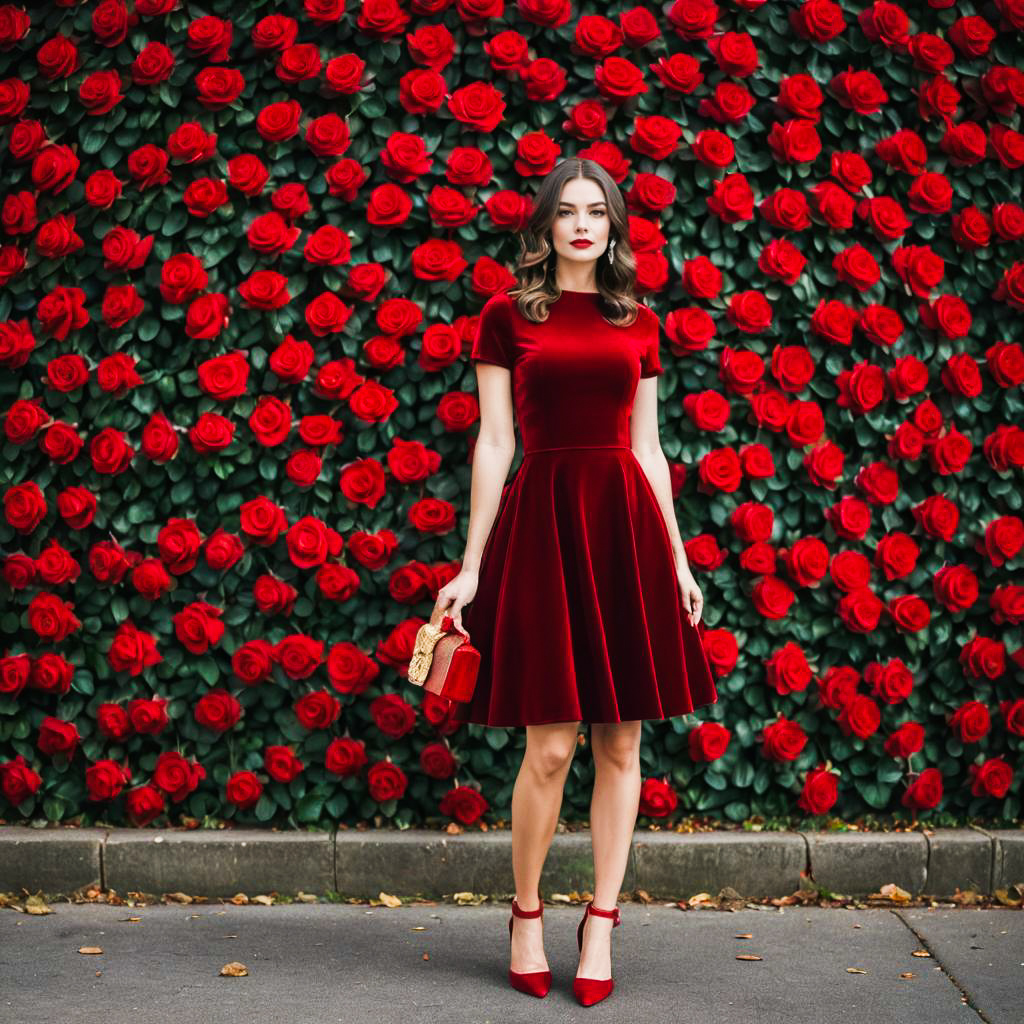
[509,720,581,973]
[576,720,643,981]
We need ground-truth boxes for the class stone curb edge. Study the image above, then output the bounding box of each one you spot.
[1,826,1021,902]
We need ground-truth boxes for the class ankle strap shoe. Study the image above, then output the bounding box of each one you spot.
[507,895,551,998]
[573,900,621,1007]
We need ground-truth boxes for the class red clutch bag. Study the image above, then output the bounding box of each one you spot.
[406,603,480,703]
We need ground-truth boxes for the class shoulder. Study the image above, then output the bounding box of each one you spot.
[636,303,659,329]
[479,291,515,321]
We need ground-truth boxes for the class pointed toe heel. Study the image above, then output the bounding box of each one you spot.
[573,900,621,1007]
[507,895,551,997]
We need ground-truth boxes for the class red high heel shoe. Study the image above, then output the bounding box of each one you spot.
[573,900,621,1007]
[507,895,552,997]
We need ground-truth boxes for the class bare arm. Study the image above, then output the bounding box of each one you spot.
[460,362,516,573]
[629,376,692,574]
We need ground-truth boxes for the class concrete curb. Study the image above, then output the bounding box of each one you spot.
[1,825,1020,901]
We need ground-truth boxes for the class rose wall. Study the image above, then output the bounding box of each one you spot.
[1,0,1023,833]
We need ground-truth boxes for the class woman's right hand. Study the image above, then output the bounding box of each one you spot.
[434,569,478,635]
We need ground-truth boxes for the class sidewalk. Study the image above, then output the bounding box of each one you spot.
[1,824,1021,902]
[1,900,1020,1023]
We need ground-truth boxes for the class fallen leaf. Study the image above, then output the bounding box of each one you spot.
[872,883,911,903]
[735,933,753,939]
[164,892,193,904]
[846,967,868,974]
[688,892,713,907]
[78,946,103,955]
[220,962,248,977]
[25,893,51,915]
[899,972,916,979]
[230,893,249,905]
[994,888,1023,908]
[377,892,402,908]
[251,895,274,906]
[736,954,763,961]
[911,950,931,958]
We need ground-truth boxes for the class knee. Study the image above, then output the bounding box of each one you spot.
[592,727,641,772]
[525,734,578,779]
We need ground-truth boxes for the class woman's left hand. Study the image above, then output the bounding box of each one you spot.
[676,568,703,628]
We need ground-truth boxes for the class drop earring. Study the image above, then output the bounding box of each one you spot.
[607,238,616,264]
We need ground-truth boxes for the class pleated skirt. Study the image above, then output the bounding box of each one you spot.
[452,444,718,728]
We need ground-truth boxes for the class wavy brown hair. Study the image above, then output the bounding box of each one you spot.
[507,157,641,327]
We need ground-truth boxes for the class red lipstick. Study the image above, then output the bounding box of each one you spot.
[571,240,593,248]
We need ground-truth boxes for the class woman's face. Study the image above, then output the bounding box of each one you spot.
[550,177,610,270]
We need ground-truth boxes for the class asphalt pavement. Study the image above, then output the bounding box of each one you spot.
[1,900,1020,1024]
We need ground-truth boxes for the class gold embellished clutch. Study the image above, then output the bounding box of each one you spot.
[407,603,480,703]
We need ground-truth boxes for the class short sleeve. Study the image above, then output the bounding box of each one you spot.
[470,294,515,369]
[639,307,663,378]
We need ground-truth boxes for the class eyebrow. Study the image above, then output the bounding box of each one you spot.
[559,201,606,207]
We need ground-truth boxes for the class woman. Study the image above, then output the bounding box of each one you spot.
[434,157,718,1006]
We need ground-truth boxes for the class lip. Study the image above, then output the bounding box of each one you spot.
[570,240,593,248]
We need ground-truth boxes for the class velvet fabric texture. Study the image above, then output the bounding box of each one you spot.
[453,290,718,727]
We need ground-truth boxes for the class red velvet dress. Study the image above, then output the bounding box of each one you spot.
[453,289,718,728]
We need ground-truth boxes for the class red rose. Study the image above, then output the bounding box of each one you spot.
[668,0,719,40]
[767,119,821,163]
[135,415,177,466]
[185,292,231,340]
[189,411,234,452]
[252,574,297,614]
[127,696,169,734]
[759,188,811,230]
[969,758,1013,799]
[274,634,324,679]
[326,737,369,777]
[761,717,807,761]
[707,172,755,222]
[194,688,242,733]
[638,777,678,817]
[325,640,376,695]
[0,755,42,805]
[830,68,888,114]
[238,495,289,545]
[708,31,760,77]
[687,722,731,761]
[79,69,123,116]
[96,703,132,739]
[225,642,270,689]
[264,745,303,784]
[84,169,123,207]
[790,0,845,42]
[36,34,79,80]
[440,784,489,824]
[85,759,130,802]
[367,759,408,802]
[797,765,838,815]
[28,591,81,644]
[884,722,924,758]
[727,290,773,333]
[37,715,79,756]
[901,767,942,811]
[173,601,225,655]
[419,741,457,779]
[838,693,881,739]
[129,40,173,87]
[370,693,417,738]
[124,784,166,826]
[4,480,47,533]
[153,750,205,801]
[225,770,263,810]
